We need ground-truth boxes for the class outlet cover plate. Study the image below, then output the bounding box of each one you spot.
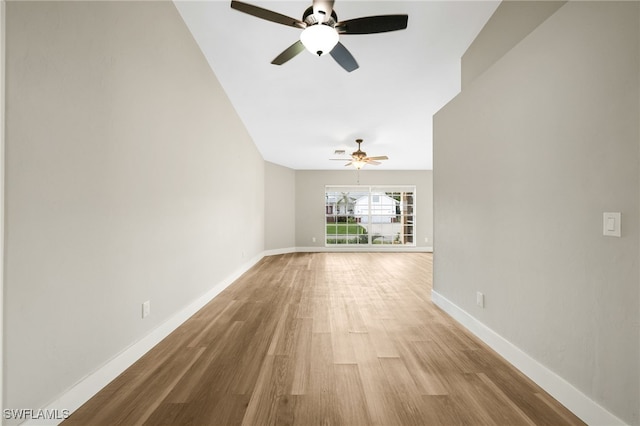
[142,301,151,318]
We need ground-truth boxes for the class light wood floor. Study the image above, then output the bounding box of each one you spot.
[65,252,585,425]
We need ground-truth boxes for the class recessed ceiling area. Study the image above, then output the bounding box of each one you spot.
[175,0,500,170]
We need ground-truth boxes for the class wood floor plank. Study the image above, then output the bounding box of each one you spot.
[241,355,293,426]
[363,316,401,359]
[293,333,340,425]
[64,252,585,426]
[350,332,403,426]
[310,298,331,334]
[333,363,371,425]
[290,318,313,395]
[331,330,357,364]
[395,339,449,396]
[141,402,188,426]
[422,394,479,425]
[378,357,434,425]
[308,332,334,394]
[477,372,537,426]
[186,393,249,426]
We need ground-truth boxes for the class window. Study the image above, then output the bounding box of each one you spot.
[325,185,415,246]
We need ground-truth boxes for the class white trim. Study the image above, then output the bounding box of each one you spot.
[263,247,297,257]
[431,290,627,426]
[265,247,433,255]
[25,253,263,426]
[297,246,433,253]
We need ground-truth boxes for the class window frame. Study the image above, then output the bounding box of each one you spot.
[324,185,416,247]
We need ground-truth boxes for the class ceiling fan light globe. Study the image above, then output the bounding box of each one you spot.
[300,24,339,56]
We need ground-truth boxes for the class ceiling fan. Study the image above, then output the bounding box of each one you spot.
[230,0,408,72]
[331,139,389,169]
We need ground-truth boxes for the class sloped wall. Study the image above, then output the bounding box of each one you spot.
[461,1,565,89]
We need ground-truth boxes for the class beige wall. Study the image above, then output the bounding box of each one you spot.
[4,1,264,413]
[295,170,432,249]
[265,161,295,251]
[434,2,639,424]
[0,0,5,417]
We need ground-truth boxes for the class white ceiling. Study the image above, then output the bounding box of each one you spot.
[175,0,499,170]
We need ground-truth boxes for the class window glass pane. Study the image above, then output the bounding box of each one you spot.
[325,186,415,246]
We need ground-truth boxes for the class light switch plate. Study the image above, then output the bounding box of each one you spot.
[603,212,621,237]
[142,300,151,318]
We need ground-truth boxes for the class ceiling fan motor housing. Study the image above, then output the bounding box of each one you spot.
[352,139,366,158]
[302,6,338,26]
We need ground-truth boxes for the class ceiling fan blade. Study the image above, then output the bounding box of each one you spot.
[271,40,305,65]
[366,156,388,161]
[312,0,335,22]
[330,42,359,72]
[366,160,382,166]
[231,1,306,29]
[336,15,408,34]
[344,161,353,167]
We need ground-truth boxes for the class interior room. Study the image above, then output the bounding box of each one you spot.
[1,1,639,425]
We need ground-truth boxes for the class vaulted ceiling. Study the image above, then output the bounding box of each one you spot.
[175,1,500,170]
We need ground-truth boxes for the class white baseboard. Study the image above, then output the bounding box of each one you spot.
[430,290,626,426]
[295,246,433,253]
[263,247,297,257]
[264,246,433,255]
[25,253,264,426]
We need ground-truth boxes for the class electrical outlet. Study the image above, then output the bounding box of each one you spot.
[312,237,316,243]
[424,237,429,243]
[142,301,151,318]
[476,292,484,308]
